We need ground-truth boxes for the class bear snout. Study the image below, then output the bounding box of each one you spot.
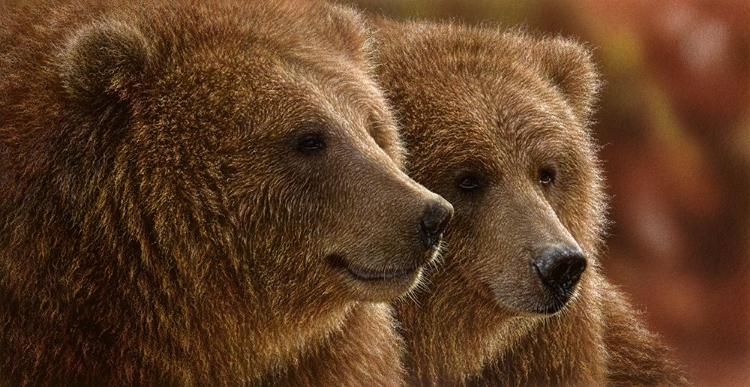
[417,199,453,250]
[533,245,587,311]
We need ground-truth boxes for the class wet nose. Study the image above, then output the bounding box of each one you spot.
[417,200,453,249]
[534,246,587,294]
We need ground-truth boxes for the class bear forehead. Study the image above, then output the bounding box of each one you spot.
[79,0,370,79]
[426,111,581,170]
[380,32,588,149]
[143,52,392,143]
[401,69,581,148]
[380,23,528,79]
[391,72,590,172]
[94,8,388,138]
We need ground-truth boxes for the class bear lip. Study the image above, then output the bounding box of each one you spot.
[326,254,421,282]
[345,265,418,281]
[535,299,569,315]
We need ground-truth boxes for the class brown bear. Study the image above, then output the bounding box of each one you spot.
[372,19,686,386]
[0,1,454,385]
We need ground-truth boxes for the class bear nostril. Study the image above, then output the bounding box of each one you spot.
[418,200,453,249]
[534,246,587,293]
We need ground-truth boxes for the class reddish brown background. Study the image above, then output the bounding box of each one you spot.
[345,1,750,385]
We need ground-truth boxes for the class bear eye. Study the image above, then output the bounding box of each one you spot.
[538,168,555,186]
[296,133,326,155]
[457,174,482,191]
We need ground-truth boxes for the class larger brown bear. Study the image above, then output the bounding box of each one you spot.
[373,19,686,386]
[0,1,454,385]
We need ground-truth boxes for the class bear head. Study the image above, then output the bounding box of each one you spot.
[54,1,453,305]
[375,22,605,318]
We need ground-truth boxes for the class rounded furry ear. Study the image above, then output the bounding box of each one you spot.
[60,20,151,108]
[319,3,370,63]
[530,36,601,121]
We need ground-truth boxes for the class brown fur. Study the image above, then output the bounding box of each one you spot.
[0,1,453,385]
[372,19,686,386]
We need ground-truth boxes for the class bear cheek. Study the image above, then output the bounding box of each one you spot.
[482,254,541,313]
[444,216,514,305]
[457,199,546,313]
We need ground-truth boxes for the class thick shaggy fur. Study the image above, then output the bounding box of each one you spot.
[372,19,686,386]
[0,1,453,385]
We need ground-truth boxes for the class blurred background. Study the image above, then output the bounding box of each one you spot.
[342,0,750,385]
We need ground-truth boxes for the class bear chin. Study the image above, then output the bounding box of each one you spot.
[492,286,581,317]
[326,253,430,301]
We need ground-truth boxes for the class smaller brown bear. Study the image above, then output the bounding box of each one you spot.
[373,19,687,386]
[0,1,453,385]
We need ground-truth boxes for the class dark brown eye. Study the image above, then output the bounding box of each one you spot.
[297,134,325,155]
[457,175,482,191]
[539,168,555,186]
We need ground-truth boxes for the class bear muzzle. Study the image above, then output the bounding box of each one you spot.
[327,197,452,284]
[323,196,452,301]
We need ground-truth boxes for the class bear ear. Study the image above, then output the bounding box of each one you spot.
[529,36,601,122]
[319,3,370,63]
[60,20,152,109]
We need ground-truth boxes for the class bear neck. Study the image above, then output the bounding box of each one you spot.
[264,302,405,386]
[396,265,608,385]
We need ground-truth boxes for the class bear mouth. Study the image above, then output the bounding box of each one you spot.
[524,284,578,315]
[326,254,421,282]
[535,296,571,314]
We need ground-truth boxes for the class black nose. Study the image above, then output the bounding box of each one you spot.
[534,246,587,295]
[417,200,453,249]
